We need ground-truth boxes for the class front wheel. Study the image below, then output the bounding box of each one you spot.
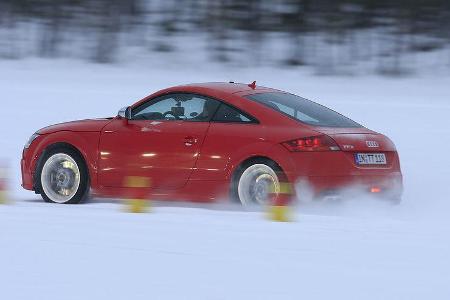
[36,148,89,204]
[234,163,281,206]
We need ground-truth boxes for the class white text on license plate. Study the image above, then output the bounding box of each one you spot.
[355,153,387,165]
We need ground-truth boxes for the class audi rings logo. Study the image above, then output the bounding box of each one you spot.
[366,141,379,148]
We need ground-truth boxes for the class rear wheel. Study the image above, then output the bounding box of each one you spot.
[233,160,282,206]
[36,148,89,204]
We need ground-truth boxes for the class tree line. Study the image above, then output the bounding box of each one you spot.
[1,0,449,74]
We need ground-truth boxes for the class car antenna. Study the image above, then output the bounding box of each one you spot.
[248,81,256,89]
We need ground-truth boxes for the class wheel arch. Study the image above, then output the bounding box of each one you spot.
[28,130,101,191]
[33,142,90,192]
[230,155,288,183]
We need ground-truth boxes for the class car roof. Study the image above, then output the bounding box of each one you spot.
[171,82,278,96]
[131,82,282,109]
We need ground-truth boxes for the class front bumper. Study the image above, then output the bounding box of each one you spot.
[21,157,34,190]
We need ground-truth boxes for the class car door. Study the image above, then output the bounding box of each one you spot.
[192,103,264,181]
[98,93,220,190]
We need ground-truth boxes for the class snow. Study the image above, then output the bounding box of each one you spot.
[1,58,450,299]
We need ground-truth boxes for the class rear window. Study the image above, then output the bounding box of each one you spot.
[246,92,361,128]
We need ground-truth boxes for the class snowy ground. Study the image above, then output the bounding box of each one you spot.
[1,58,450,299]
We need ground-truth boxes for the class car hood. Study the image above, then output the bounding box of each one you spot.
[37,118,113,135]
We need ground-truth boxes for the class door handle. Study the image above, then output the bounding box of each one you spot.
[184,136,197,147]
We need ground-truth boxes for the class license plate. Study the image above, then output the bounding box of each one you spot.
[355,153,386,165]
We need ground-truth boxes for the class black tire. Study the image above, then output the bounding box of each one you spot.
[35,146,89,204]
[230,158,285,205]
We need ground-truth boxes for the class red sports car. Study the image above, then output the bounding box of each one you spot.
[21,82,402,205]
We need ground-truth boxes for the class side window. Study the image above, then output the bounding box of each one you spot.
[212,104,255,123]
[132,94,220,122]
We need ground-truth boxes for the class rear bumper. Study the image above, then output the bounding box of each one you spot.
[300,173,403,199]
[284,150,403,199]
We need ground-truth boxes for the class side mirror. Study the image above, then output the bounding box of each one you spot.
[118,106,131,120]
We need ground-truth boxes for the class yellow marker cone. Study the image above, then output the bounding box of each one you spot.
[267,205,291,222]
[126,198,149,213]
[0,190,6,205]
[266,182,293,222]
[123,176,151,213]
[124,176,151,189]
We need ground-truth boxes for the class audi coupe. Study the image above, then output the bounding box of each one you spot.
[21,82,403,205]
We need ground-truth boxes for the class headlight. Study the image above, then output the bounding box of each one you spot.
[24,133,40,149]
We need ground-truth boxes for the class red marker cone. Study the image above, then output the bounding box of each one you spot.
[0,165,8,204]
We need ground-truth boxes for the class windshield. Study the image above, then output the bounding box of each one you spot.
[246,92,361,128]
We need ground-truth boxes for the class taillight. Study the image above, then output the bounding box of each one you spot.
[370,187,381,193]
[282,135,340,152]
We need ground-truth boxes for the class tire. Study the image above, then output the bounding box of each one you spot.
[231,159,283,206]
[35,147,89,204]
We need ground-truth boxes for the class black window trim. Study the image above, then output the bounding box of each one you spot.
[131,91,259,124]
[211,102,259,124]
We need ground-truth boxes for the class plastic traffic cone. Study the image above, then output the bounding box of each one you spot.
[127,198,148,213]
[0,165,8,204]
[266,182,293,222]
[123,176,151,213]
